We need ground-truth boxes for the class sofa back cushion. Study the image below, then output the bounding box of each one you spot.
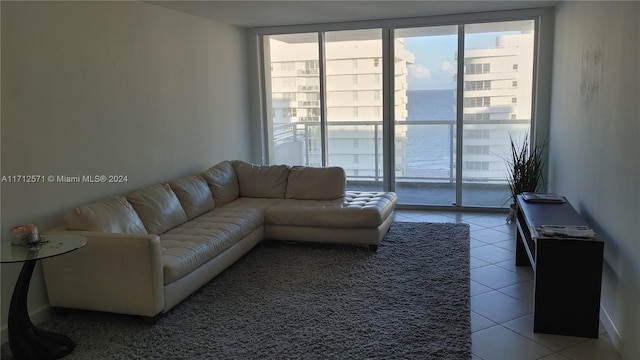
[126,183,188,234]
[169,175,215,220]
[285,166,346,200]
[64,195,148,234]
[201,161,239,206]
[233,161,290,199]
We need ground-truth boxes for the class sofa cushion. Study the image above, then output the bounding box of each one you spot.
[201,161,239,206]
[64,195,148,234]
[160,207,264,285]
[265,192,397,228]
[169,175,215,220]
[126,183,188,235]
[233,161,290,198]
[285,166,346,200]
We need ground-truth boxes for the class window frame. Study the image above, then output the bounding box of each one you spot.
[255,8,552,209]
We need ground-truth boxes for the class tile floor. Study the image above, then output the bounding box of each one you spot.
[394,209,622,360]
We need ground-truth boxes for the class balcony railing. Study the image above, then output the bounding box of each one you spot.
[298,100,320,107]
[272,119,529,185]
[297,69,319,75]
[298,85,319,91]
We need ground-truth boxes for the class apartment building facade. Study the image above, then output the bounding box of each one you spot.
[461,33,534,182]
[266,35,414,180]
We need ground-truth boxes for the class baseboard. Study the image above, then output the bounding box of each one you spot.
[1,305,52,345]
[600,304,622,351]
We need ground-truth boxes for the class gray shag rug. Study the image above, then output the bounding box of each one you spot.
[1,222,471,359]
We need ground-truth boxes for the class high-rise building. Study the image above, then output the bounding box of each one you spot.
[266,35,415,179]
[461,33,534,182]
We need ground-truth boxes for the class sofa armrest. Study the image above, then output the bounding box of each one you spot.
[41,230,164,317]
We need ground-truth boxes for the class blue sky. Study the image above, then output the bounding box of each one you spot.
[404,35,458,90]
[404,32,517,90]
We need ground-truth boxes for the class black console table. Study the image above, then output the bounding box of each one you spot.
[515,195,604,338]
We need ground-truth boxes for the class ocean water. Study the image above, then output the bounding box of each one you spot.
[404,89,456,173]
[406,89,456,121]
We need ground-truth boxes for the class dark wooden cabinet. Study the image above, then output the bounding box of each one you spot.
[515,195,604,338]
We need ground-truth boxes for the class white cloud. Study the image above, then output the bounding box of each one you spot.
[409,64,431,79]
[441,61,455,74]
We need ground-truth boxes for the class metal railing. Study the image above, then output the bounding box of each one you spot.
[272,119,529,184]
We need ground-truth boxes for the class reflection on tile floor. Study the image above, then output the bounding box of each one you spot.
[394,209,621,360]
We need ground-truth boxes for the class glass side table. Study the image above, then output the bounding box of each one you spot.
[1,234,87,360]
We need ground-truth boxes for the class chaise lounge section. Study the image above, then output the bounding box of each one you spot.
[41,160,396,319]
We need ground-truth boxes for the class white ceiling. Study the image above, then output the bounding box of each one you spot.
[149,1,558,29]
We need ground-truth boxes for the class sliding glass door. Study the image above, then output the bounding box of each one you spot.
[261,17,537,208]
[461,20,535,206]
[392,20,535,206]
[394,25,459,206]
[263,30,386,191]
[324,29,384,191]
[264,33,321,167]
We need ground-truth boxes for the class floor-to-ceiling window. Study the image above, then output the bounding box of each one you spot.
[260,13,540,209]
[263,33,320,167]
[324,29,384,190]
[461,20,535,207]
[394,25,459,206]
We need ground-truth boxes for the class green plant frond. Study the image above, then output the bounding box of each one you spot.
[505,132,547,204]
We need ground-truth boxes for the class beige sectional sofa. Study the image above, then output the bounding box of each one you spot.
[41,160,396,319]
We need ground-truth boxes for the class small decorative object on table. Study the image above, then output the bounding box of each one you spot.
[10,224,43,246]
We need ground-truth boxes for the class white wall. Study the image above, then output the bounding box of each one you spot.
[549,1,639,358]
[0,1,251,341]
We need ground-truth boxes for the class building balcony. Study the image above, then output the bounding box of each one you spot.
[347,180,511,208]
[298,85,319,91]
[298,100,320,107]
[297,69,319,76]
[272,118,529,208]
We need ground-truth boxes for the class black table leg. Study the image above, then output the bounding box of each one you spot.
[8,259,75,360]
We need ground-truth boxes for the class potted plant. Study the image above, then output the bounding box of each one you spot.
[505,133,546,222]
